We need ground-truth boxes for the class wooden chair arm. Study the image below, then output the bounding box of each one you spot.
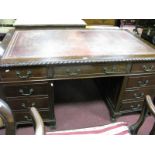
[130,95,155,134]
[0,99,15,134]
[145,95,155,135]
[29,107,45,135]
[0,117,4,127]
[145,95,155,117]
[29,95,155,135]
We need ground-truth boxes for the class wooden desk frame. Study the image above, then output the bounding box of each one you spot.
[0,28,155,127]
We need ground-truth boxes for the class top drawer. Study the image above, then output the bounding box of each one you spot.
[126,75,155,89]
[131,62,155,73]
[54,63,128,78]
[0,66,48,81]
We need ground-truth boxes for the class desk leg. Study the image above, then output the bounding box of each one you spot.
[45,118,56,129]
[48,81,56,129]
[102,95,117,122]
[111,116,116,122]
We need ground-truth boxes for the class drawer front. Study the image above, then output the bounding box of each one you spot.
[126,75,155,88]
[120,101,143,111]
[54,65,101,78]
[102,63,128,74]
[131,62,155,73]
[0,66,48,81]
[14,110,51,123]
[54,63,128,78]
[6,97,49,111]
[3,82,49,97]
[122,88,155,101]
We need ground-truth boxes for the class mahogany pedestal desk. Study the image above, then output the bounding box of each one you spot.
[0,28,155,127]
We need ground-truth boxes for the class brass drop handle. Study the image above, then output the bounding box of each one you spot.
[66,69,81,76]
[21,102,36,108]
[21,103,26,108]
[103,66,121,74]
[31,102,36,107]
[138,80,149,87]
[143,65,154,72]
[19,88,34,96]
[130,104,141,110]
[24,115,32,121]
[16,70,32,79]
[134,92,144,99]
[137,104,141,107]
[130,105,135,108]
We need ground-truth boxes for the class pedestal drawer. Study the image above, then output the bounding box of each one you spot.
[3,82,49,97]
[122,87,155,101]
[120,101,143,111]
[0,66,48,81]
[6,97,49,111]
[126,75,155,88]
[14,110,51,123]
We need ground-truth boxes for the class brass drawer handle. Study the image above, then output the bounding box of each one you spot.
[143,65,154,72]
[130,104,141,110]
[19,88,34,96]
[103,66,123,74]
[138,80,149,87]
[130,105,135,109]
[137,104,141,108]
[21,102,36,108]
[24,115,32,121]
[134,92,144,99]
[66,69,81,76]
[16,70,32,79]
[21,103,26,108]
[31,102,36,107]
